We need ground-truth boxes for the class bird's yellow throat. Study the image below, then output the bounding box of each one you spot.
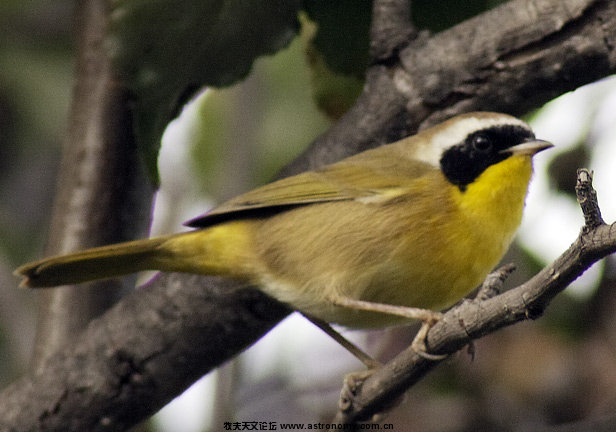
[14,112,550,334]
[453,154,532,242]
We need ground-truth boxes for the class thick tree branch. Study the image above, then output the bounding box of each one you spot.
[334,169,616,423]
[281,0,616,176]
[2,0,616,430]
[0,276,290,432]
[369,0,416,61]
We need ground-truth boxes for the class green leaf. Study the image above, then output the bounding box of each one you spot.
[106,0,301,182]
[412,0,509,32]
[300,1,371,119]
[303,0,371,77]
[304,41,364,119]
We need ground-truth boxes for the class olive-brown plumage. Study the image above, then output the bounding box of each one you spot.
[16,112,552,329]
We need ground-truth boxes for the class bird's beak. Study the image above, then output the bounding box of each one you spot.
[501,139,554,156]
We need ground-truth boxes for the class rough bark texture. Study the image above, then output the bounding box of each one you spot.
[281,0,616,176]
[1,275,289,431]
[2,0,616,430]
[32,0,154,370]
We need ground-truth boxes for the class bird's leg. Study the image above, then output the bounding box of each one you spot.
[302,314,384,412]
[410,319,448,361]
[330,297,446,360]
[302,314,381,369]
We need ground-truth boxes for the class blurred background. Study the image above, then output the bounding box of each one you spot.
[1,1,615,431]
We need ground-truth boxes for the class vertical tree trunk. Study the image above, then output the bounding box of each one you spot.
[31,0,154,370]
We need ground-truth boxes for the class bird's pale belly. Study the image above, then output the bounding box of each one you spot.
[254,156,531,328]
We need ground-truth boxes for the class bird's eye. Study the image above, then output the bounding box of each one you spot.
[471,134,492,152]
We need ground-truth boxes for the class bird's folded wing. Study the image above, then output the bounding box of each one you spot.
[185,148,431,227]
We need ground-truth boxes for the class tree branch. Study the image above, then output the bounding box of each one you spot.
[0,276,290,431]
[369,0,416,61]
[334,169,616,423]
[281,0,616,176]
[2,0,616,430]
[31,0,154,369]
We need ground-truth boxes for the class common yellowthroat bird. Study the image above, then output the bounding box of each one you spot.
[16,112,551,357]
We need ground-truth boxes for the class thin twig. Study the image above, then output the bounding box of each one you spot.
[475,263,517,301]
[576,169,605,229]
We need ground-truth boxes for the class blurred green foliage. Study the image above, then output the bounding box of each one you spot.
[0,1,73,261]
[188,34,331,201]
[303,0,371,77]
[412,0,508,31]
[107,0,301,182]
